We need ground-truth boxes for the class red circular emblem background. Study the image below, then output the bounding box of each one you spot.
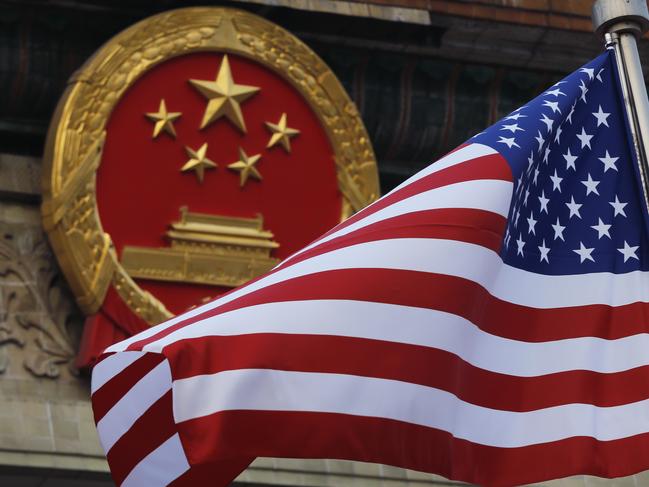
[97,52,342,314]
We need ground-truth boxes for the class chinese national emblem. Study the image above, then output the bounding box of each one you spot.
[42,7,379,366]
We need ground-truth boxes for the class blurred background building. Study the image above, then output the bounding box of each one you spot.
[1,0,648,485]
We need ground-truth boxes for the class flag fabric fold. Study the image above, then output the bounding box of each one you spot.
[91,48,649,487]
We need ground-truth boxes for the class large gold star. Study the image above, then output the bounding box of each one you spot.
[181,143,217,183]
[188,55,260,133]
[265,113,300,153]
[145,99,181,138]
[228,147,262,187]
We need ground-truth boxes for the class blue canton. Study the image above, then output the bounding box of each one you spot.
[472,50,649,275]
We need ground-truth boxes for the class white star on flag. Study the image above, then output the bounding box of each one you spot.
[505,112,527,121]
[498,136,520,149]
[591,218,612,239]
[552,217,566,241]
[543,146,551,164]
[566,102,577,124]
[576,127,593,149]
[599,151,618,172]
[563,148,577,170]
[516,234,525,256]
[550,170,563,192]
[581,174,600,196]
[566,196,583,219]
[540,113,554,132]
[527,212,538,235]
[618,241,639,262]
[580,67,595,80]
[535,131,545,152]
[543,100,561,114]
[501,123,524,133]
[592,105,611,127]
[538,239,550,263]
[526,151,534,168]
[538,191,550,213]
[545,87,566,97]
[573,242,595,263]
[579,79,589,103]
[610,195,628,217]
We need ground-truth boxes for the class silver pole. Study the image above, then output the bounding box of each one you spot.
[593,0,649,208]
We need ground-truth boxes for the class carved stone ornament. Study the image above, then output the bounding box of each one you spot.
[42,7,380,325]
[0,225,81,379]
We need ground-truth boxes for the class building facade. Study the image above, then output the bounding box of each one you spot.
[2,1,649,485]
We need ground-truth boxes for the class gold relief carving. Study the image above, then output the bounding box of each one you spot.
[42,131,115,314]
[189,54,260,132]
[181,142,218,183]
[227,147,263,187]
[146,99,181,138]
[266,113,300,153]
[111,263,172,324]
[42,7,379,325]
[121,209,279,287]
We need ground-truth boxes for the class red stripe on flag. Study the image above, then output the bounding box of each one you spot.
[106,390,175,485]
[125,208,507,352]
[147,268,649,345]
[178,409,649,487]
[92,353,164,422]
[218,269,649,342]
[277,208,506,270]
[164,333,649,410]
[307,151,510,245]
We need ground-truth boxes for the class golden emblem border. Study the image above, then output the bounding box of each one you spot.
[41,7,380,324]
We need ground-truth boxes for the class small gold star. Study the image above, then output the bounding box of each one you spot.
[188,55,260,133]
[228,147,262,187]
[265,113,300,153]
[145,99,181,138]
[181,143,217,183]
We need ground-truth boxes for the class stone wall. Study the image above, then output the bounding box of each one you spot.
[0,157,106,473]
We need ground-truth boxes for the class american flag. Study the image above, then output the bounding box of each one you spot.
[91,49,649,487]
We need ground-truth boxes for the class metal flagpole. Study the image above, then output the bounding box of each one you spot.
[593,0,649,208]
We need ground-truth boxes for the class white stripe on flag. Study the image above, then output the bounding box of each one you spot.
[91,351,147,394]
[143,299,649,377]
[108,238,649,353]
[279,178,512,263]
[97,358,172,453]
[173,369,649,447]
[121,433,190,487]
